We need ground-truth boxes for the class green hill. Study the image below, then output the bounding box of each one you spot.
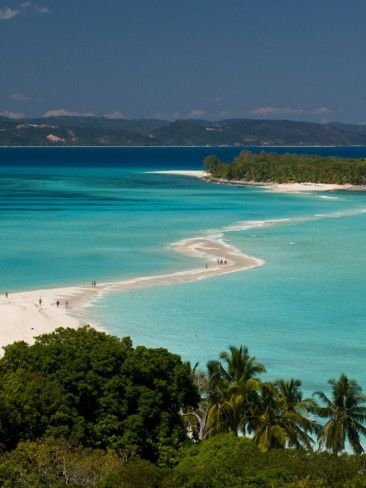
[1,116,366,146]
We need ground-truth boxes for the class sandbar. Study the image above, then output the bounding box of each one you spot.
[0,237,263,351]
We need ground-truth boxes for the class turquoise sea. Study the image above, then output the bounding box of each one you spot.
[0,147,366,396]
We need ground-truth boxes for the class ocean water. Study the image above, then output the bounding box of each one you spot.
[0,147,366,395]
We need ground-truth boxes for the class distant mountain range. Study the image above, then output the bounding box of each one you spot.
[1,116,366,146]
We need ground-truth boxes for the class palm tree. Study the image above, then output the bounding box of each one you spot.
[276,378,317,415]
[181,360,234,440]
[314,374,366,454]
[206,345,266,436]
[250,380,318,452]
[219,345,266,385]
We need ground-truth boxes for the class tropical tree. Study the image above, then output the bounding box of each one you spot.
[206,345,266,436]
[314,374,366,454]
[250,380,318,452]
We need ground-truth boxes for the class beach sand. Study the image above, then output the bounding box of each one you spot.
[146,170,208,178]
[263,182,355,193]
[0,237,263,351]
[149,170,362,193]
[205,176,362,193]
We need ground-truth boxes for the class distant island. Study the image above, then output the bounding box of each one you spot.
[3,116,366,146]
[203,151,366,185]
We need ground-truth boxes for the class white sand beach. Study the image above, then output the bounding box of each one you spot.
[148,170,361,192]
[146,170,208,178]
[263,182,355,193]
[0,237,263,351]
[204,176,360,192]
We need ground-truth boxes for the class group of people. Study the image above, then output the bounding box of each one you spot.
[37,298,68,309]
[91,280,97,288]
[205,258,229,270]
[4,292,70,309]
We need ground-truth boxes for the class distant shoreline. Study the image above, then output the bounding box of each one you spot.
[148,170,366,192]
[1,144,366,149]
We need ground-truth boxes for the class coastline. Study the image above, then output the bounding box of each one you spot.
[0,236,263,352]
[148,170,366,193]
[203,175,366,193]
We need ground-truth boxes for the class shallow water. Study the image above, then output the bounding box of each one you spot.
[0,147,365,395]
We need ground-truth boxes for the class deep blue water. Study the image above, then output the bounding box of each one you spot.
[0,146,365,396]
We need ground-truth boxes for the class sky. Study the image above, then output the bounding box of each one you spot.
[0,0,366,123]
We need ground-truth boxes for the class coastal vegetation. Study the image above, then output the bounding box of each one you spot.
[203,151,366,184]
[0,328,365,486]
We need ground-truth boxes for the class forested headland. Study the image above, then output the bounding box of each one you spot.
[0,327,365,487]
[204,151,366,184]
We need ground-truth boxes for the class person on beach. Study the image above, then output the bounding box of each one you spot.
[5,292,8,299]
[205,263,208,269]
[224,259,227,265]
[56,300,60,307]
[65,301,69,308]
[39,298,42,306]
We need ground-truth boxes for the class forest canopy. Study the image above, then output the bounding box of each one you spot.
[203,151,366,184]
[0,328,365,487]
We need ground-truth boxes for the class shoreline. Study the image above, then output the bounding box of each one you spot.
[148,170,366,193]
[204,176,364,193]
[0,236,263,351]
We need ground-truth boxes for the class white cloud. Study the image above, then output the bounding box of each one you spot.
[218,110,231,118]
[210,97,222,103]
[0,110,24,119]
[0,3,49,21]
[0,7,19,20]
[249,106,334,117]
[104,110,125,119]
[186,109,206,118]
[315,107,333,114]
[154,109,207,120]
[43,109,95,118]
[36,5,49,13]
[10,92,29,101]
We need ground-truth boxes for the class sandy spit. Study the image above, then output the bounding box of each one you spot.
[0,237,263,351]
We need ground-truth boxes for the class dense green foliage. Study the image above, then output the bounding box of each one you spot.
[0,328,365,486]
[0,327,198,460]
[169,434,366,488]
[204,151,366,184]
[3,116,366,146]
[0,436,365,487]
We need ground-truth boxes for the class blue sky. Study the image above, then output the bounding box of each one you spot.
[0,0,365,122]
